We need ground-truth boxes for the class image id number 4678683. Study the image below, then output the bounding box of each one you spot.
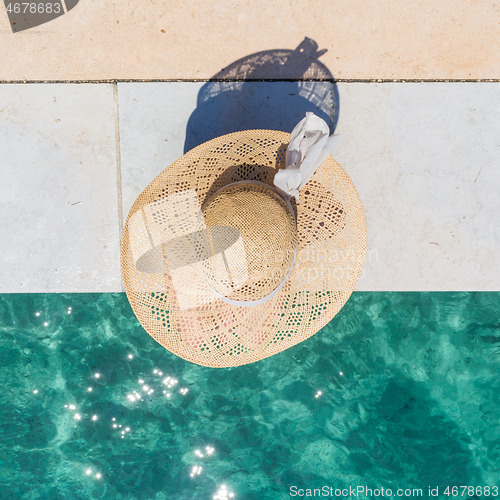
[442,486,498,496]
[6,2,62,14]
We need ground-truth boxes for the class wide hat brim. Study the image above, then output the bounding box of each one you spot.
[121,130,366,367]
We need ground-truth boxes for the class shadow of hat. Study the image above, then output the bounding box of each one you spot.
[184,38,339,153]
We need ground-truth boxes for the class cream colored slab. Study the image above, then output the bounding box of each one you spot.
[2,82,498,293]
[334,82,500,291]
[119,82,500,291]
[117,82,203,218]
[0,84,119,292]
[0,1,498,81]
[117,81,337,217]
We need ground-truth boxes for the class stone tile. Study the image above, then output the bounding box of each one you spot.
[0,1,498,81]
[117,82,203,219]
[3,82,498,293]
[119,81,500,291]
[334,82,500,291]
[0,84,119,292]
[117,81,337,218]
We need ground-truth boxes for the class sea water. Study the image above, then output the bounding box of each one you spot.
[0,292,498,499]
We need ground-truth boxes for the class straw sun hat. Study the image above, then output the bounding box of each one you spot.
[121,113,366,367]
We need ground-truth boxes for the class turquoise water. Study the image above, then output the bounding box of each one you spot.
[0,292,498,499]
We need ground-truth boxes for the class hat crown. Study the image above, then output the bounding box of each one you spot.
[194,182,297,303]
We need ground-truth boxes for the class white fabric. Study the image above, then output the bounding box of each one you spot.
[273,112,341,203]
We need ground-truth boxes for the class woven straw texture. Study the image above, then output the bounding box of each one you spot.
[195,182,297,302]
[121,130,366,368]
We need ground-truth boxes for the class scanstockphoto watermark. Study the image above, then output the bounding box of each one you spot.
[3,0,80,33]
[290,486,424,498]
[289,485,499,497]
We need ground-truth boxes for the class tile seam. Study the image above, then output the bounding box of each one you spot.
[0,79,499,84]
[113,83,124,243]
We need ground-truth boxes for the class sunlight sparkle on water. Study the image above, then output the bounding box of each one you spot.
[190,465,202,478]
[163,376,178,388]
[213,484,235,499]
